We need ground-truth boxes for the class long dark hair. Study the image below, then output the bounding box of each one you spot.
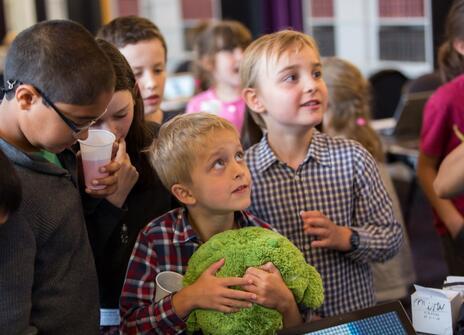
[438,0,464,82]
[96,38,156,188]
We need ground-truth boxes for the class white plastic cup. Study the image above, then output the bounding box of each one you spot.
[78,129,115,190]
[155,271,184,302]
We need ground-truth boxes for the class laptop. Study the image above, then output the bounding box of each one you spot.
[163,72,195,101]
[375,90,432,139]
[278,301,416,335]
[161,72,195,111]
[372,90,432,151]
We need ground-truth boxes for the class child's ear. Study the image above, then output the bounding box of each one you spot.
[453,38,464,56]
[242,88,265,113]
[171,183,196,206]
[15,85,39,111]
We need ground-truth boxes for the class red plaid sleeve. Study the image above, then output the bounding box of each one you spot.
[120,229,186,334]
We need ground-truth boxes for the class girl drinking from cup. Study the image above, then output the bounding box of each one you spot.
[83,39,175,335]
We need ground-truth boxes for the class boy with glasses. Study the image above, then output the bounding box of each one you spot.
[2,79,107,139]
[0,20,118,334]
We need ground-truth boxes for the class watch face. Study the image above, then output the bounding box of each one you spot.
[350,230,360,251]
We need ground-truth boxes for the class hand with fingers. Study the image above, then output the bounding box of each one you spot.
[172,259,256,318]
[182,227,324,334]
[82,141,121,197]
[301,210,352,252]
[242,262,302,327]
[242,262,292,311]
[105,139,139,208]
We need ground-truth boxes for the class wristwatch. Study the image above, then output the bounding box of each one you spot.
[349,229,360,252]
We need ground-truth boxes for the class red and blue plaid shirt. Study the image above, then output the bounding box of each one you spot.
[120,207,272,335]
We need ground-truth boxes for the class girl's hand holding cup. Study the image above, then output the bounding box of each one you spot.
[78,129,121,197]
[106,139,139,208]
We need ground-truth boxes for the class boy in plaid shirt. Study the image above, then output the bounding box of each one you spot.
[120,113,302,334]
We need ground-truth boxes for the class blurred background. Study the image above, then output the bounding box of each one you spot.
[0,0,454,77]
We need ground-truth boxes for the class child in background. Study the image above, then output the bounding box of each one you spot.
[186,20,252,132]
[0,20,117,334]
[83,39,175,335]
[417,0,464,275]
[98,15,181,124]
[241,30,402,317]
[322,57,416,303]
[120,113,302,333]
[174,19,211,93]
[0,148,21,224]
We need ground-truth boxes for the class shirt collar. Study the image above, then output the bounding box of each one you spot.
[254,129,332,173]
[171,208,252,244]
[172,207,199,245]
[307,130,332,167]
[254,134,278,173]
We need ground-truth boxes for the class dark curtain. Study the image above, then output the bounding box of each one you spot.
[260,0,303,33]
[432,0,454,69]
[220,0,263,38]
[66,0,102,35]
[221,0,303,38]
[35,0,47,22]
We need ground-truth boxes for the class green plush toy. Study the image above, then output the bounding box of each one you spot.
[183,227,324,335]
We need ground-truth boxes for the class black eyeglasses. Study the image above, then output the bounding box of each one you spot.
[3,80,105,138]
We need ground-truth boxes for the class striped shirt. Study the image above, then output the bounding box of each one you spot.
[119,207,272,334]
[245,130,402,317]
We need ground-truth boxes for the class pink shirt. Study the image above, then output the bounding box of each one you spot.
[420,74,464,235]
[186,89,245,132]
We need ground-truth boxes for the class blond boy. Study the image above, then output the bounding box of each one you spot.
[241,30,402,317]
[120,113,302,334]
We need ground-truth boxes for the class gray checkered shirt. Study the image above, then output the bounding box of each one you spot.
[245,130,402,317]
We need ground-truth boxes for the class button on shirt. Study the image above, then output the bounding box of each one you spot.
[120,207,272,335]
[245,130,402,317]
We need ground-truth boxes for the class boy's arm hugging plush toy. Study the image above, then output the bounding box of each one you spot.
[183,227,324,335]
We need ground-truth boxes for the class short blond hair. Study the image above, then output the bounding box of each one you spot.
[149,113,238,190]
[240,30,320,129]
